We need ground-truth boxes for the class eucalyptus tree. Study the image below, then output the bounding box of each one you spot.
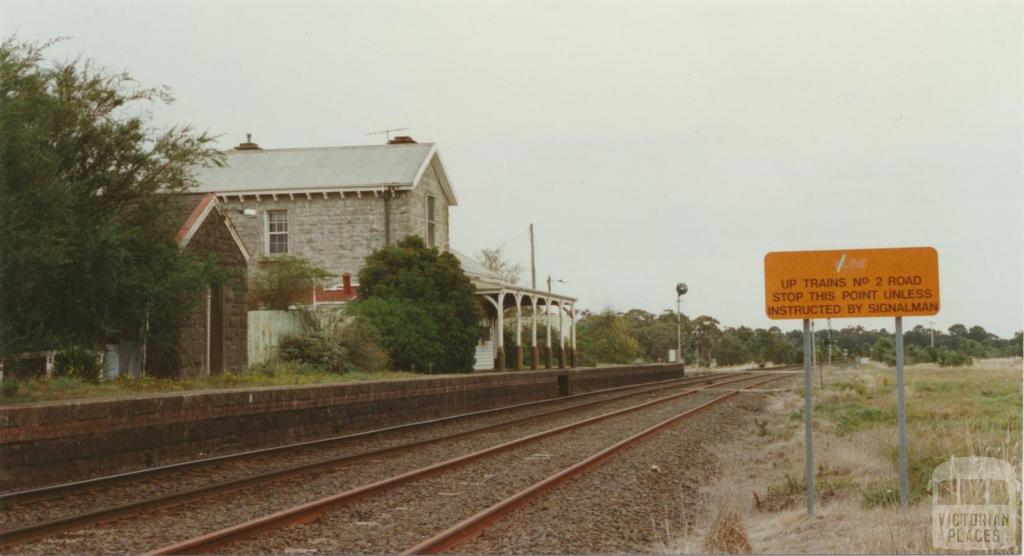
[0,38,223,369]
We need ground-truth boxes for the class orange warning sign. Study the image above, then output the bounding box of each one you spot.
[764,247,939,319]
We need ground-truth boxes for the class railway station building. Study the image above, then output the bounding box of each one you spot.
[191,135,577,371]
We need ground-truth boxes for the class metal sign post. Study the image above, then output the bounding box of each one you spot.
[895,316,909,507]
[826,318,833,367]
[802,318,815,516]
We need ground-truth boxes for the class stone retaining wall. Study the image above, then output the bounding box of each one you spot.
[0,364,685,491]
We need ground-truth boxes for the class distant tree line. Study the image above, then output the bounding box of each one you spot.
[573,308,1023,368]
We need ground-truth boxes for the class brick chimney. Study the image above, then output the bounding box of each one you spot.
[342,273,352,295]
[388,135,416,144]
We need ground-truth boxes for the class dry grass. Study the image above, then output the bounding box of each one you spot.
[656,359,1022,554]
[0,361,439,405]
[703,509,753,554]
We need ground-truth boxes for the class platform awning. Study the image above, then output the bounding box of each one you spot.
[452,249,578,371]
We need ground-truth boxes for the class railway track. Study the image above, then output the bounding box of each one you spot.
[2,371,722,515]
[137,372,790,555]
[404,373,790,554]
[1,369,786,551]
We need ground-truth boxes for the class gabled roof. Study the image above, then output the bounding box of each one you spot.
[174,193,251,263]
[190,142,457,205]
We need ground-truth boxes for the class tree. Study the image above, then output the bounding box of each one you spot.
[871,336,896,366]
[351,297,443,372]
[967,325,993,344]
[576,310,641,364]
[715,331,751,366]
[691,315,722,366]
[621,309,656,328]
[904,325,932,349]
[0,38,223,360]
[937,349,971,367]
[249,255,332,310]
[833,326,877,358]
[756,327,798,364]
[573,325,597,367]
[358,236,481,372]
[477,246,523,285]
[948,324,969,338]
[625,309,684,363]
[906,344,935,364]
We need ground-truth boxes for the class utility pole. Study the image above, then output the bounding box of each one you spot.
[548,274,565,293]
[827,318,833,368]
[694,330,700,367]
[929,321,935,348]
[529,224,536,290]
[676,296,682,362]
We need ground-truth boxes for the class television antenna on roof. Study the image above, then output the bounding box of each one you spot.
[366,127,409,142]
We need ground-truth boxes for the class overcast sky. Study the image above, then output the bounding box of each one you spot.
[4,1,1022,337]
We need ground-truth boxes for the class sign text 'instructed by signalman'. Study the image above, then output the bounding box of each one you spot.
[764,247,940,319]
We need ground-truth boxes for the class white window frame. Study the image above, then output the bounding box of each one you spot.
[426,194,436,248]
[264,209,289,255]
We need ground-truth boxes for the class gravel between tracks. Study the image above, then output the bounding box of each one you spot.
[215,375,775,555]
[1,374,719,530]
[8,374,753,554]
[457,375,799,554]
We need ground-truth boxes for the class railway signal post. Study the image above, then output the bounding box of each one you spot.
[764,246,940,513]
[675,282,688,372]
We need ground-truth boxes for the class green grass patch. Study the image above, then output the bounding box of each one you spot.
[830,379,868,396]
[768,473,805,496]
[819,364,1022,506]
[976,386,1020,414]
[914,380,957,394]
[862,484,901,507]
[817,401,894,434]
[818,366,1022,436]
[880,443,949,504]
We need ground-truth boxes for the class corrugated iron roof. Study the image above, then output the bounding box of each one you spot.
[190,142,456,204]
[452,249,506,283]
[451,249,577,302]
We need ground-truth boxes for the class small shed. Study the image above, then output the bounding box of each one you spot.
[170,193,251,377]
